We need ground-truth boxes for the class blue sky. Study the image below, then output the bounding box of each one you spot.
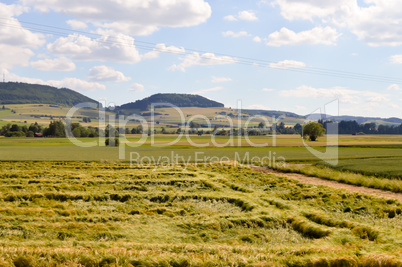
[1,0,402,118]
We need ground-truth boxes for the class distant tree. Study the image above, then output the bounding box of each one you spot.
[72,127,81,137]
[258,122,266,128]
[0,124,11,136]
[189,121,200,129]
[105,124,119,137]
[10,124,20,132]
[26,131,34,137]
[44,120,66,137]
[136,125,143,134]
[302,122,325,141]
[293,123,302,134]
[105,138,119,147]
[21,125,28,133]
[212,125,218,135]
[29,123,41,133]
[2,105,5,110]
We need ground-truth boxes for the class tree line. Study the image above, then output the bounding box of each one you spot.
[2,119,402,138]
[0,121,98,138]
[319,120,402,135]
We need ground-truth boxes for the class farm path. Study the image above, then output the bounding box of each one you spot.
[251,166,402,202]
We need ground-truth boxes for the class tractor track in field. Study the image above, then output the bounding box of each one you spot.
[251,166,402,202]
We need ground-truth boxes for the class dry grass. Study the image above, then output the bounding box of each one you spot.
[0,162,400,266]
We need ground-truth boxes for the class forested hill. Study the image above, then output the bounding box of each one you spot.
[117,93,224,111]
[0,82,98,106]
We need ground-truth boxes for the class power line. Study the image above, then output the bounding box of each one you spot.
[1,17,402,84]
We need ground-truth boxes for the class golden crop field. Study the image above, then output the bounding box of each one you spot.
[0,161,400,266]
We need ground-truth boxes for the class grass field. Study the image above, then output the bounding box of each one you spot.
[274,163,402,193]
[325,158,402,179]
[0,104,115,127]
[0,161,400,266]
[1,135,402,164]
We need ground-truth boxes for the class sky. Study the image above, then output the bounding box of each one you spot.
[1,0,402,118]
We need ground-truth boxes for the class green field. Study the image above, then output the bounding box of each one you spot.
[327,157,402,179]
[0,161,400,266]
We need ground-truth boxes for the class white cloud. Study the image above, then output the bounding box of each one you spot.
[253,36,262,43]
[272,0,402,47]
[389,103,401,109]
[129,83,145,93]
[387,84,402,91]
[2,69,105,92]
[295,105,307,111]
[0,4,44,47]
[169,52,237,72]
[272,0,342,21]
[22,0,211,36]
[142,43,186,59]
[192,86,224,94]
[222,31,251,38]
[346,1,402,47]
[390,55,402,64]
[66,20,88,30]
[30,57,76,71]
[47,33,141,63]
[267,26,341,46]
[238,11,258,21]
[247,104,269,110]
[270,60,306,69]
[279,85,389,104]
[366,95,390,103]
[88,65,131,82]
[224,10,258,22]
[48,78,106,92]
[262,88,275,92]
[223,15,237,21]
[95,23,159,37]
[0,3,44,69]
[0,45,34,69]
[212,76,232,83]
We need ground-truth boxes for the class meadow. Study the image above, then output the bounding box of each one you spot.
[0,161,400,266]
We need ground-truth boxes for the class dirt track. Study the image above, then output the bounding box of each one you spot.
[251,166,402,202]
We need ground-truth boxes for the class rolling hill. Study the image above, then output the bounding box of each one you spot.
[0,82,99,106]
[307,113,402,125]
[243,109,303,119]
[116,93,224,112]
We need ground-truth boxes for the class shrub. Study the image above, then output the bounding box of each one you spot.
[287,216,331,239]
[13,256,35,267]
[352,226,379,241]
